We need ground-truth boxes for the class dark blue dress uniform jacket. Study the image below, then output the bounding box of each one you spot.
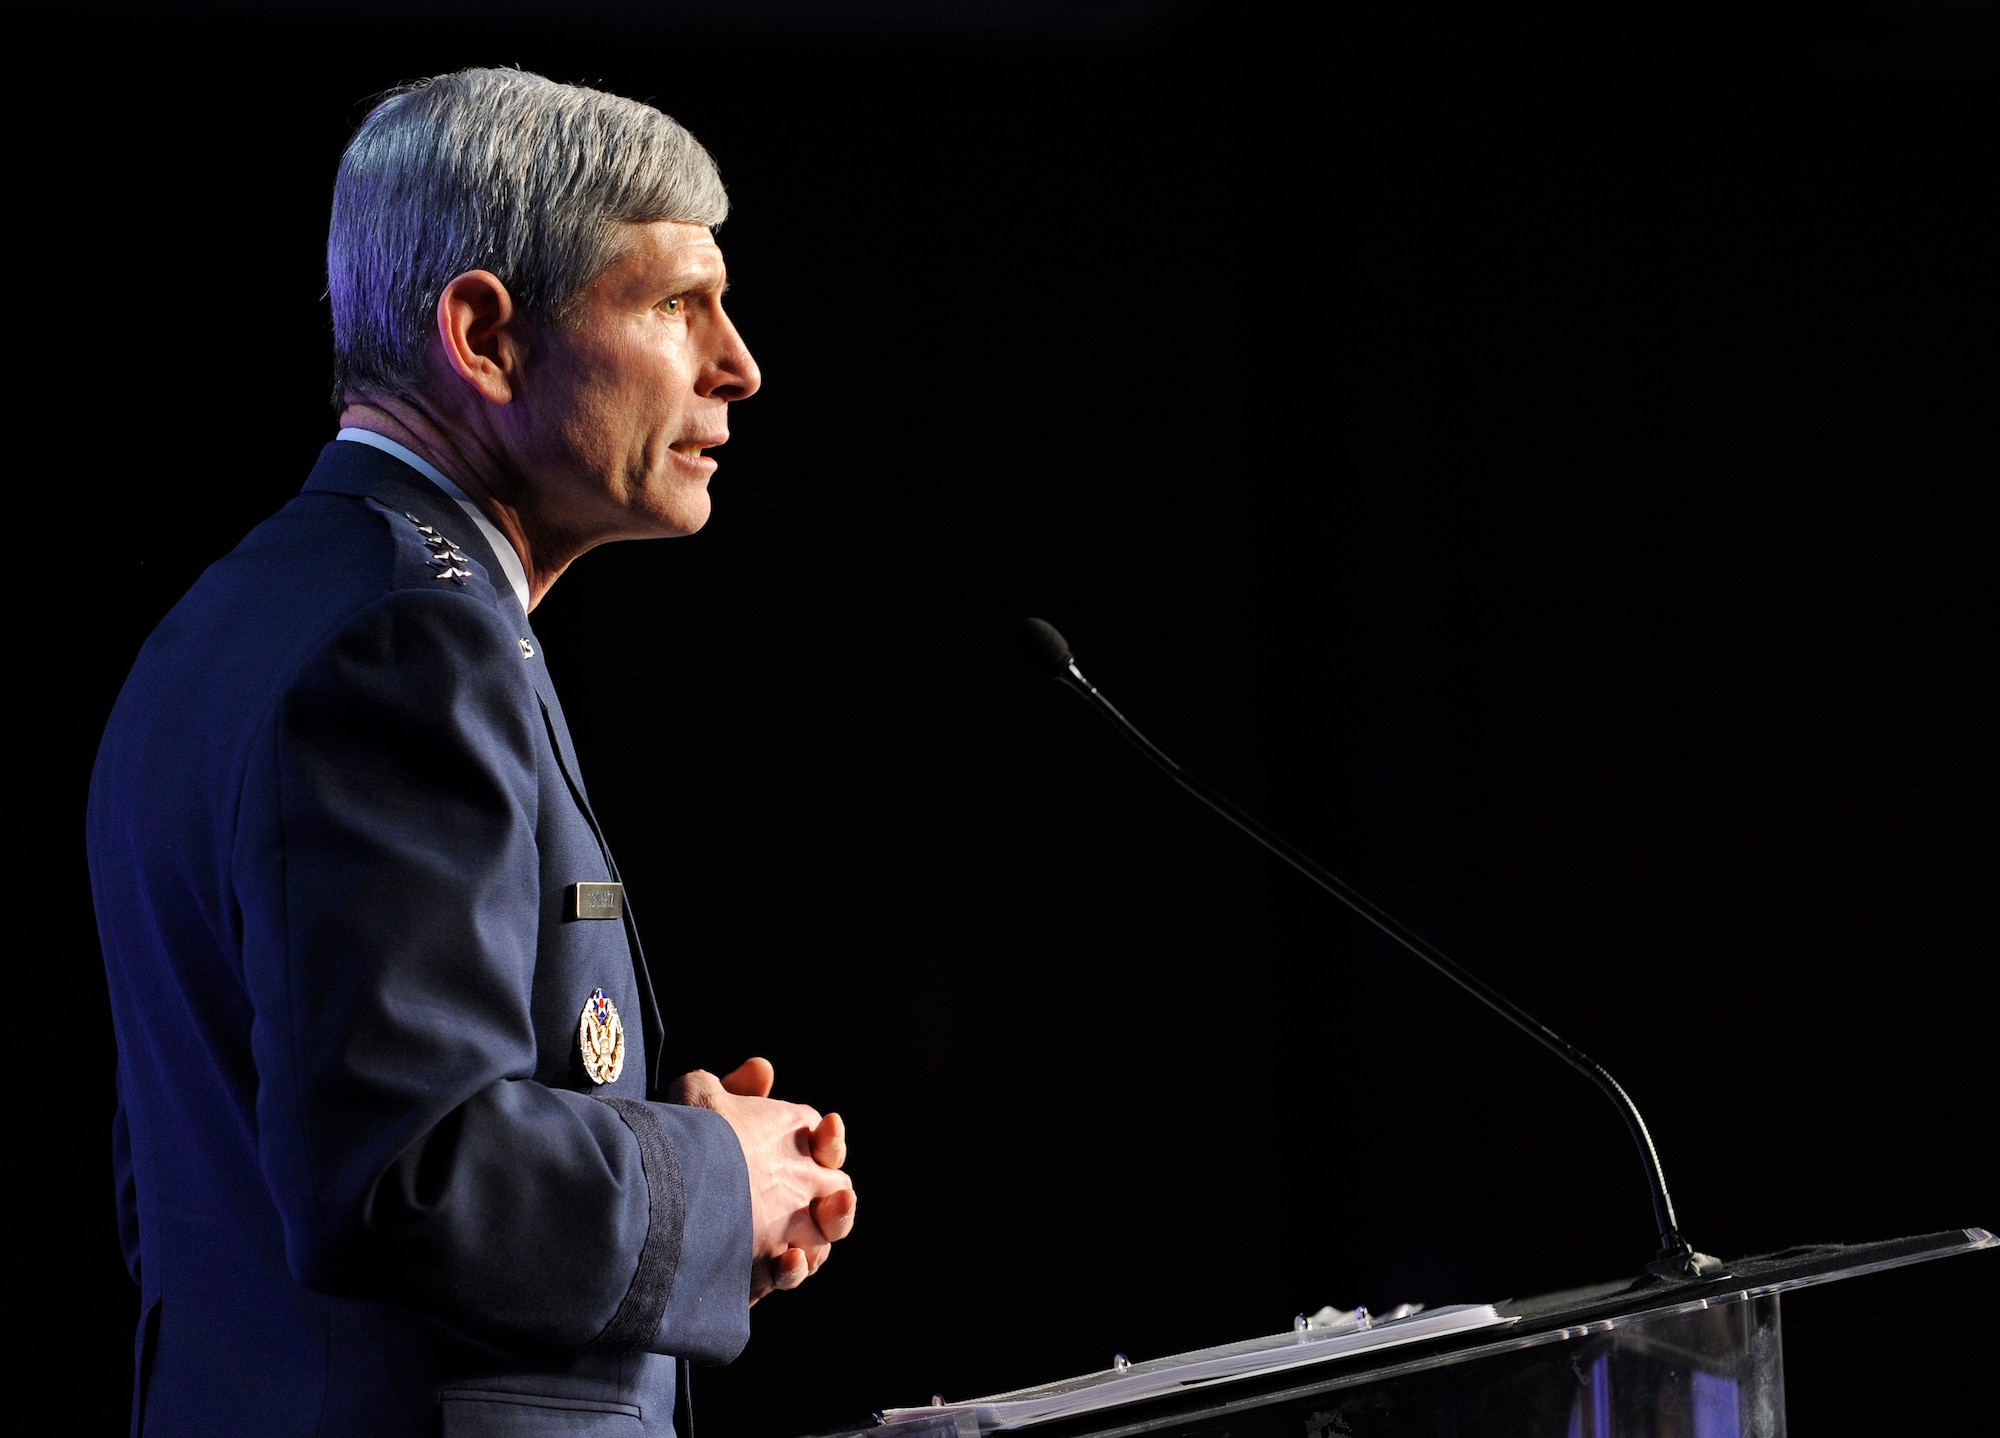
[89,441,752,1437]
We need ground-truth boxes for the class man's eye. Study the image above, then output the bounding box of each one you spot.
[662,296,684,316]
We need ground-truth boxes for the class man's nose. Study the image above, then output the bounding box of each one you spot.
[704,311,761,401]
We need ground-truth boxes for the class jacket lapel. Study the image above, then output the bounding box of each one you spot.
[531,682,668,1094]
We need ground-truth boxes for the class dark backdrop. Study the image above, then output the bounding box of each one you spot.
[36,3,1993,1433]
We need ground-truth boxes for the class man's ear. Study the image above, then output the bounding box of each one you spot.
[434,270,525,405]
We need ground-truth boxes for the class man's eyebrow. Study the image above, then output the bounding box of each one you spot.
[663,266,729,296]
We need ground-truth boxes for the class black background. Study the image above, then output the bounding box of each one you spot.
[35,2,1993,1433]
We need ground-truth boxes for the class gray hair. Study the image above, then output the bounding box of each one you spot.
[328,68,728,402]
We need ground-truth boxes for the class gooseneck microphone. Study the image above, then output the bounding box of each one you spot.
[1013,616,1720,1280]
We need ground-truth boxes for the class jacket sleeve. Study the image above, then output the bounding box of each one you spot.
[233,584,750,1359]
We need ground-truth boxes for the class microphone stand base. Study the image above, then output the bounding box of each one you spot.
[1645,1248,1731,1281]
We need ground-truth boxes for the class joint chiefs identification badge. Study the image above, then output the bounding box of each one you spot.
[579,987,626,1085]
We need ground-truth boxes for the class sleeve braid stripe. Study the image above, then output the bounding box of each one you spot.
[593,1096,685,1349]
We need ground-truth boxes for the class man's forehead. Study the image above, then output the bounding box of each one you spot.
[628,219,726,281]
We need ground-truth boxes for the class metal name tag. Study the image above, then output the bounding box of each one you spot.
[565,881,625,921]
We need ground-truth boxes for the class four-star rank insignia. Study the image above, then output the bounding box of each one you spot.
[579,987,626,1085]
[403,511,474,585]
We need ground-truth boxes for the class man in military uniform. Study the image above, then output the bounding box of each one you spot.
[89,68,854,1436]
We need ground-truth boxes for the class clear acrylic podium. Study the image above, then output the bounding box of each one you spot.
[835,1229,1991,1438]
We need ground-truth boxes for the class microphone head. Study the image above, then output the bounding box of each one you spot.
[1013,617,1074,677]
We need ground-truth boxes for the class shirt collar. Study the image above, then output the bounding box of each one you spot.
[335,427,534,622]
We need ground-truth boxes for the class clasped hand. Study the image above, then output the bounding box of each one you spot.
[669,1057,855,1304]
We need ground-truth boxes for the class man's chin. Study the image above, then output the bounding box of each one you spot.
[635,495,711,540]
